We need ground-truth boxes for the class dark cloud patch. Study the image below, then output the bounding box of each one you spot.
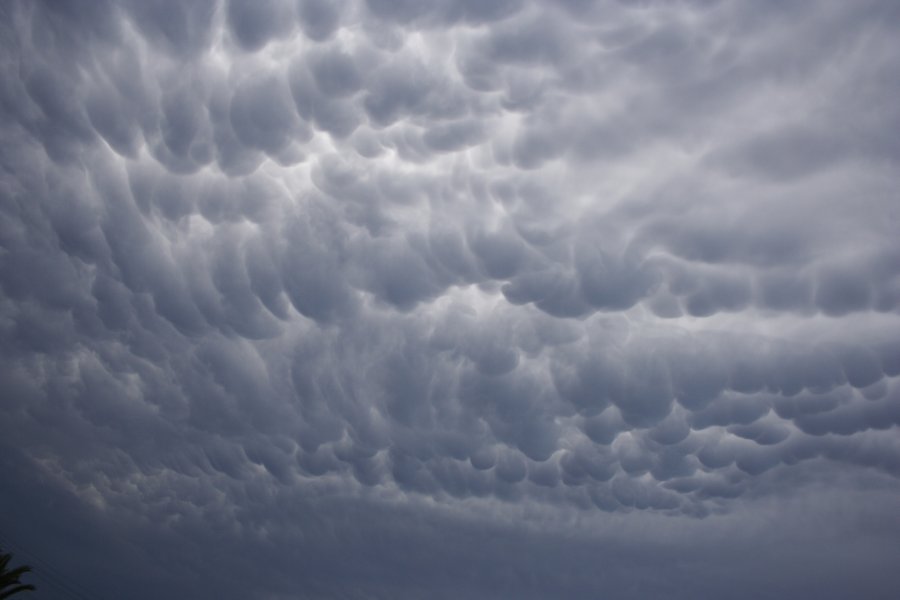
[712,125,847,182]
[226,0,294,52]
[128,0,218,56]
[362,59,470,127]
[815,266,874,316]
[289,60,363,139]
[365,0,524,28]
[308,49,362,98]
[297,0,344,41]
[229,73,308,155]
[422,119,486,153]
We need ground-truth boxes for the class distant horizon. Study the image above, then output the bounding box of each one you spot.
[1,1,899,598]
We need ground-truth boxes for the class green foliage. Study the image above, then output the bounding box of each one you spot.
[0,549,35,599]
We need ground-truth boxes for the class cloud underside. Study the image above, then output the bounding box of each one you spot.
[1,0,899,598]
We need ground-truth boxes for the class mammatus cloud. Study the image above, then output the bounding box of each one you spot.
[1,0,899,598]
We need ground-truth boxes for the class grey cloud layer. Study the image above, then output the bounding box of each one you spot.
[2,1,899,598]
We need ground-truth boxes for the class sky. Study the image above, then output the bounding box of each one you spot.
[1,0,899,598]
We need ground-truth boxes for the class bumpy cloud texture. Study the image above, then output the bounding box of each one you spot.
[1,1,899,598]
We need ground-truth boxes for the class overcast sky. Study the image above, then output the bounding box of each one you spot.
[1,1,899,598]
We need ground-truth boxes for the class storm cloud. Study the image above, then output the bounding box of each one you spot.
[1,1,899,598]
